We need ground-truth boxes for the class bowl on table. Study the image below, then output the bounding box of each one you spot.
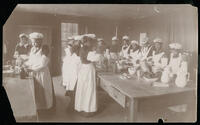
[128,67,137,75]
[143,72,159,83]
[143,76,159,83]
[152,66,162,73]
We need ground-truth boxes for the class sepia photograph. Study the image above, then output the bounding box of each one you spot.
[2,4,198,122]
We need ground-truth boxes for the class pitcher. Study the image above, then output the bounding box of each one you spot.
[161,67,170,83]
[175,72,190,88]
[175,61,190,88]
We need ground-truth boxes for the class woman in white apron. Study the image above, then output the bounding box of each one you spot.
[106,36,120,72]
[149,38,167,74]
[168,43,183,77]
[23,32,55,111]
[63,36,82,92]
[120,35,131,59]
[161,43,183,82]
[65,42,82,112]
[128,40,141,65]
[62,37,74,87]
[62,44,73,88]
[139,36,153,61]
[75,44,97,117]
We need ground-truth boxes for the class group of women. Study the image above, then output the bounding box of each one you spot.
[13,32,189,118]
[62,34,189,117]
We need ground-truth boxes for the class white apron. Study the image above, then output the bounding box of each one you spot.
[110,52,118,60]
[152,51,165,67]
[140,45,153,60]
[120,45,131,58]
[75,63,97,113]
[62,47,72,87]
[130,49,141,65]
[25,48,54,110]
[87,51,101,62]
[65,53,81,91]
[168,53,182,75]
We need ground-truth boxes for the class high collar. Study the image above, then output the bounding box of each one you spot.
[19,42,25,47]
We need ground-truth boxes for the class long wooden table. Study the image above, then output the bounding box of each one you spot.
[97,72,197,122]
[3,75,38,122]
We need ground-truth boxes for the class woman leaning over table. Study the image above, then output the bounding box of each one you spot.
[23,32,55,112]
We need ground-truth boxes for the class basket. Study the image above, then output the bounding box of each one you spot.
[143,76,159,83]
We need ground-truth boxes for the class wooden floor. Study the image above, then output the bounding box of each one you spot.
[20,76,196,122]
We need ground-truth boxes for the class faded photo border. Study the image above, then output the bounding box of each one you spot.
[0,0,199,124]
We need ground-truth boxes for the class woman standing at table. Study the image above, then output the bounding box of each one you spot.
[128,40,141,64]
[120,35,131,59]
[14,33,31,59]
[139,36,154,60]
[149,38,168,74]
[109,36,121,60]
[23,32,55,112]
[75,36,97,117]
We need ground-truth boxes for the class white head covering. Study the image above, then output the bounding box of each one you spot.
[68,36,74,40]
[74,35,83,40]
[153,38,162,43]
[84,34,96,39]
[122,35,129,40]
[19,33,28,38]
[140,36,149,46]
[112,36,118,41]
[131,40,139,45]
[97,38,104,41]
[169,43,182,50]
[29,32,44,39]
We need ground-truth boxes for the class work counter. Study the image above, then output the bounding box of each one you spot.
[2,75,37,121]
[97,72,197,122]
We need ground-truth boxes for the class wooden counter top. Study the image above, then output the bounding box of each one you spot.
[3,76,37,121]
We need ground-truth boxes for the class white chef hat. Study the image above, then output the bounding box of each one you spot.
[97,38,104,41]
[131,40,139,45]
[85,34,96,39]
[169,43,182,50]
[122,35,129,40]
[112,36,118,41]
[68,36,74,40]
[73,35,83,40]
[19,33,28,38]
[140,36,149,46]
[29,32,44,39]
[153,38,162,43]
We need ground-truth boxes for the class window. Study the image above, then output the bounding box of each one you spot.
[61,23,78,41]
[61,22,78,59]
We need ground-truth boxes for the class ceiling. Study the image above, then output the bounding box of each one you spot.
[14,4,193,21]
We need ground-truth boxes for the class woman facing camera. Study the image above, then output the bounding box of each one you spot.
[23,32,55,112]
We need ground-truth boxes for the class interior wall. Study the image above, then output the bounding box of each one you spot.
[3,11,62,76]
[4,7,197,76]
[119,7,198,53]
[3,10,118,76]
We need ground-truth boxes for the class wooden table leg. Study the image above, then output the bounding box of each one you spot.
[125,98,138,122]
[36,111,39,122]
